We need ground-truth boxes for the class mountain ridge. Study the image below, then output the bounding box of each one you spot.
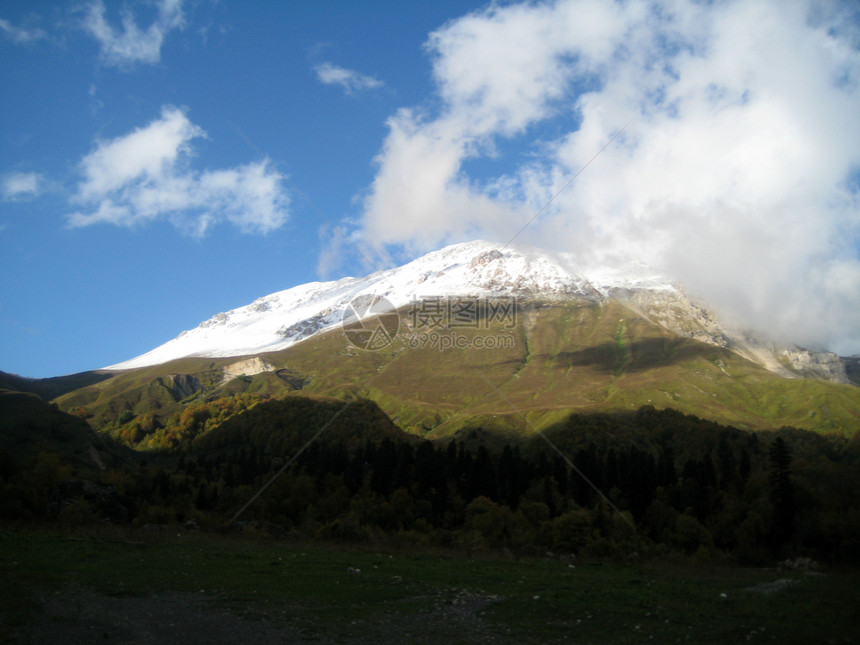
[105,240,853,386]
[107,240,671,370]
[53,295,860,440]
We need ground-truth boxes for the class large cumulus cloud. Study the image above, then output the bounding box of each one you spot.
[352,0,860,354]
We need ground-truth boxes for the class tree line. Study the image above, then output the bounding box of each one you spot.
[2,397,859,563]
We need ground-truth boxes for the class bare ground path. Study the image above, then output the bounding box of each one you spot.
[12,582,507,645]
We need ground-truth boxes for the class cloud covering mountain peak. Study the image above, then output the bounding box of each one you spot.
[346,0,860,356]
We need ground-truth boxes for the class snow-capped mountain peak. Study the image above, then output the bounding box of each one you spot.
[106,240,673,370]
[105,240,849,384]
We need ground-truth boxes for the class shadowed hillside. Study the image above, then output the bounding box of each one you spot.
[0,370,114,401]
[0,389,131,469]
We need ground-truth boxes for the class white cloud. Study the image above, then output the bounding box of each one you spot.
[351,0,860,355]
[82,0,185,67]
[315,62,383,94]
[0,18,47,44]
[68,106,291,235]
[77,105,203,200]
[1,171,43,201]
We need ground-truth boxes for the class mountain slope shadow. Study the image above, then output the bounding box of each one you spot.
[546,337,725,375]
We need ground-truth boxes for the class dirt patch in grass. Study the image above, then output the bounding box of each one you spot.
[11,583,507,645]
[13,585,300,645]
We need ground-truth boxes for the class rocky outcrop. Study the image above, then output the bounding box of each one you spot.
[277,309,339,342]
[612,289,853,385]
[221,357,276,383]
[780,348,849,384]
[165,373,203,399]
[614,289,732,348]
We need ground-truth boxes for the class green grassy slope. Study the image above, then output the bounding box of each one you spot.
[51,299,860,439]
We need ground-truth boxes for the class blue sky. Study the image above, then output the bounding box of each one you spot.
[0,0,486,377]
[2,0,859,378]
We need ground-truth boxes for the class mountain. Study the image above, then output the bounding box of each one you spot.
[6,243,857,570]
[41,240,855,440]
[0,369,114,401]
[106,240,628,369]
[107,240,852,385]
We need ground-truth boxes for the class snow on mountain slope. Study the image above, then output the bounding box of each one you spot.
[107,241,674,370]
[105,240,849,383]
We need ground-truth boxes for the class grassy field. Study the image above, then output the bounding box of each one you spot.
[2,526,858,644]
